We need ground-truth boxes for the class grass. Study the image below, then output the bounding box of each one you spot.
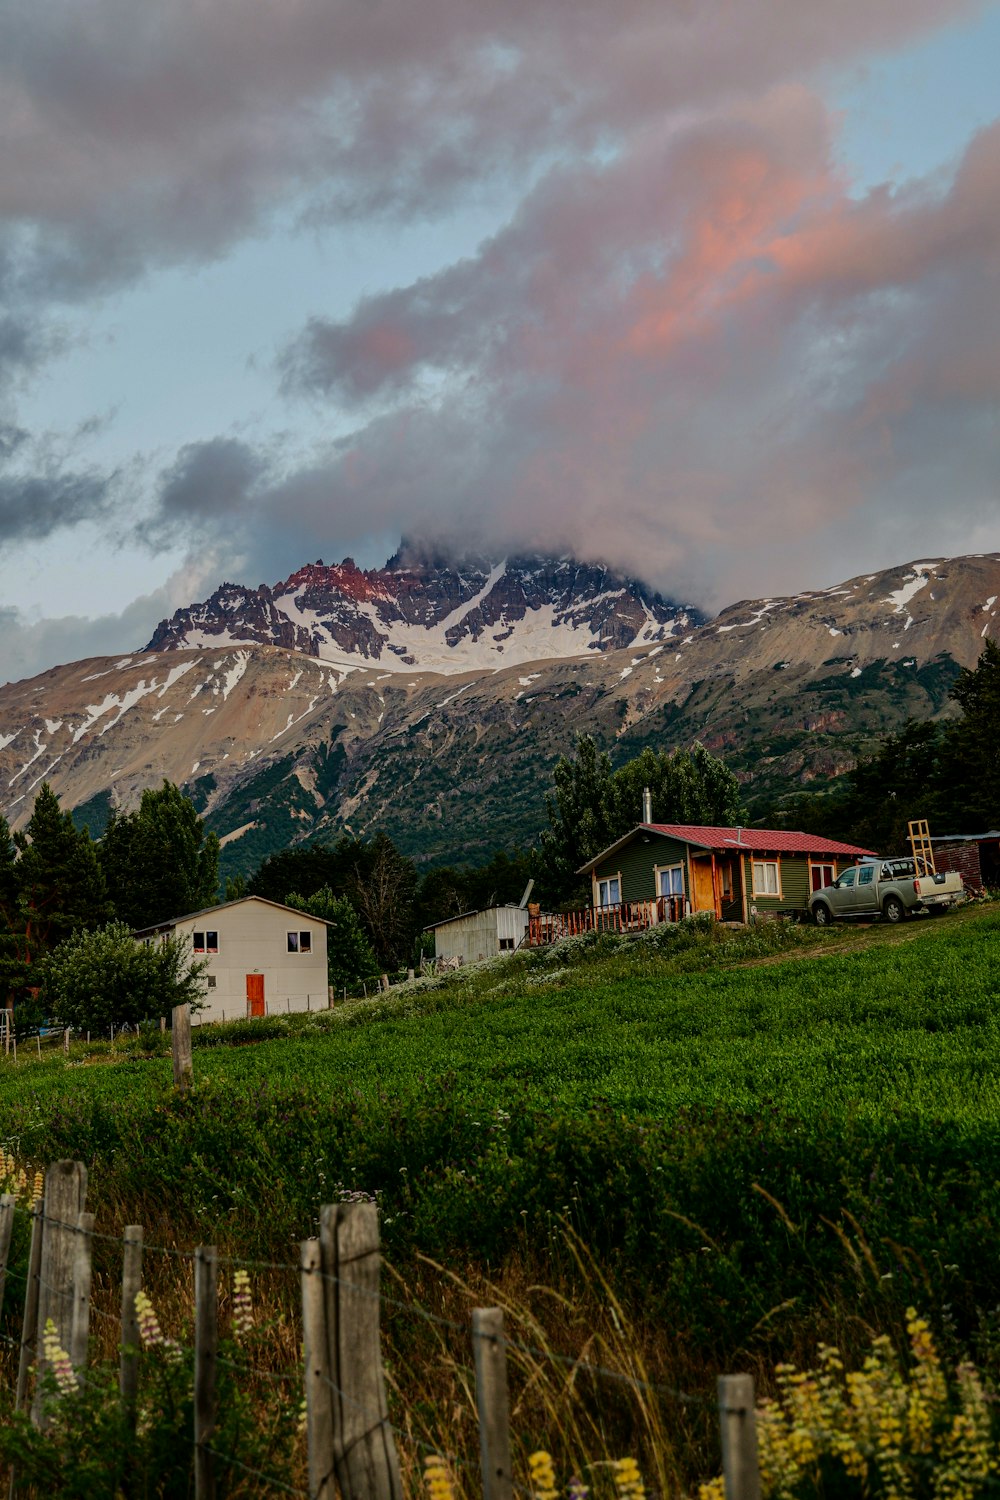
[1,904,999,1491]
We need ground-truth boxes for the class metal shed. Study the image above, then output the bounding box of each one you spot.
[424,905,530,964]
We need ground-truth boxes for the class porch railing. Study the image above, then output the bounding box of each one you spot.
[527,895,684,947]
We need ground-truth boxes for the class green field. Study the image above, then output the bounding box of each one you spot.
[3,907,1000,1364]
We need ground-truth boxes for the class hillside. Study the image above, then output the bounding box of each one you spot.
[0,550,997,872]
[4,905,1000,1487]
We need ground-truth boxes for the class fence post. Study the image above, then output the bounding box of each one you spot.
[717,1374,761,1500]
[32,1159,88,1427]
[301,1238,336,1500]
[172,1002,193,1092]
[472,1308,514,1500]
[14,1202,43,1414]
[320,1201,403,1500]
[0,1193,14,1322]
[194,1245,219,1500]
[69,1210,95,1371]
[120,1225,143,1428]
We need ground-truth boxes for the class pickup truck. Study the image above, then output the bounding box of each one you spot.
[809,858,964,926]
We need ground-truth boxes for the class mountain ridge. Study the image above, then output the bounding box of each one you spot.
[144,549,701,670]
[1,548,998,872]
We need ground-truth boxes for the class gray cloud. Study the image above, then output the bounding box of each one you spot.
[155,438,270,525]
[0,0,980,301]
[0,466,115,544]
[200,98,1000,606]
[0,587,175,686]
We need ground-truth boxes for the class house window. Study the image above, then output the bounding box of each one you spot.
[752,860,781,897]
[287,931,312,954]
[597,876,621,908]
[810,863,836,893]
[193,931,219,954]
[657,865,684,898]
[206,975,217,989]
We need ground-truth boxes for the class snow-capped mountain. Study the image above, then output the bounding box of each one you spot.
[2,550,999,871]
[145,544,700,672]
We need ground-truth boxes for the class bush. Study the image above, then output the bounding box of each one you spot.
[44,921,207,1032]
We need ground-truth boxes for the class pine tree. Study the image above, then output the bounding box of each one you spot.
[0,814,24,1003]
[99,781,220,929]
[538,735,619,900]
[939,639,1000,830]
[13,784,112,976]
[285,887,378,992]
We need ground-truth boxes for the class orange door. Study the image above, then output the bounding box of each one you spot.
[690,857,718,915]
[246,973,265,1018]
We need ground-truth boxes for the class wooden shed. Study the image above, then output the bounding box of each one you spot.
[578,824,875,922]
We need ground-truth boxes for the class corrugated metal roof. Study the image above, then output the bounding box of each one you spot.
[644,823,876,855]
[577,824,876,873]
[133,894,333,937]
[422,904,526,932]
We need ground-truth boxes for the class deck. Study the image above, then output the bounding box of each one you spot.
[526,896,684,946]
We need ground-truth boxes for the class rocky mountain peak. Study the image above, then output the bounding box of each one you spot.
[145,544,699,672]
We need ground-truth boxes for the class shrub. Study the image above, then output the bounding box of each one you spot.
[44,921,207,1032]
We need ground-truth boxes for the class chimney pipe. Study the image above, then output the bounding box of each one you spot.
[642,786,653,824]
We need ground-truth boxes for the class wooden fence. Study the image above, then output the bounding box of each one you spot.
[527,897,685,947]
[0,1161,761,1500]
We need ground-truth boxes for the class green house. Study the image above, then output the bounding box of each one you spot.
[578,823,876,922]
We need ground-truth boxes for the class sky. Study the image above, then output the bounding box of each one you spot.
[1,0,999,685]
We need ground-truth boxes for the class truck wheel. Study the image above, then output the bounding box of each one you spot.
[883,895,906,924]
[812,903,832,927]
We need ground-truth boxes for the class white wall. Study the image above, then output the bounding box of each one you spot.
[167,899,329,1024]
[432,906,529,963]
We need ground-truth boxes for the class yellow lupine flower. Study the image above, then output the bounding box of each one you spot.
[528,1451,558,1500]
[424,1455,454,1500]
[696,1308,1000,1500]
[614,1457,646,1500]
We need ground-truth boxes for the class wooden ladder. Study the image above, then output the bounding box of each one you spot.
[908,819,936,878]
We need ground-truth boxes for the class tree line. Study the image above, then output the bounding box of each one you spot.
[0,739,742,1029]
[6,639,998,1032]
[770,641,1000,851]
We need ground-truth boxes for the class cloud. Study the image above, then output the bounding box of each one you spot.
[155,438,270,527]
[0,466,115,544]
[220,95,991,603]
[0,592,168,685]
[0,0,979,301]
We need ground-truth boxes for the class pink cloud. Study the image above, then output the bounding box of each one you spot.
[259,87,1000,606]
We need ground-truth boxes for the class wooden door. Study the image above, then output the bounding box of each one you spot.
[691,856,717,915]
[246,973,265,1018]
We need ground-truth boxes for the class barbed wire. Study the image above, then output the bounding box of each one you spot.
[203,1443,309,1498]
[217,1352,301,1385]
[1,1212,708,1408]
[316,1369,474,1472]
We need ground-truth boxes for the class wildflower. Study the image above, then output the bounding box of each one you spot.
[614,1456,646,1500]
[31,1170,43,1206]
[41,1318,76,1395]
[568,1477,589,1500]
[424,1454,454,1500]
[528,1451,558,1500]
[232,1268,253,1340]
[135,1290,164,1348]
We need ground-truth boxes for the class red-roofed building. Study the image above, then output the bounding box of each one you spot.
[576,824,876,924]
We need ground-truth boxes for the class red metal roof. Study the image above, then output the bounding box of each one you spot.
[643,824,875,856]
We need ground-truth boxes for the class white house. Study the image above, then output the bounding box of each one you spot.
[424,905,530,966]
[134,896,329,1025]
